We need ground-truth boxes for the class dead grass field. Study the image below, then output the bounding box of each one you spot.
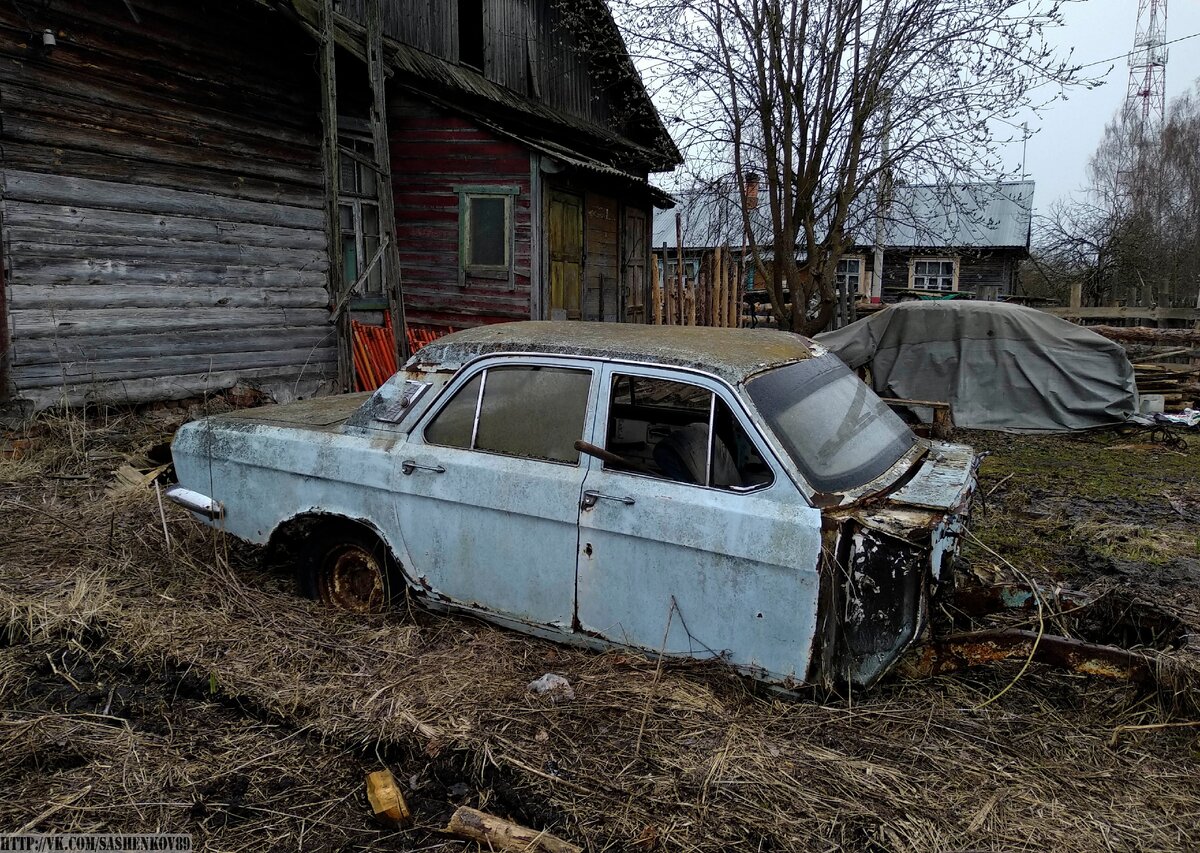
[2,405,1199,852]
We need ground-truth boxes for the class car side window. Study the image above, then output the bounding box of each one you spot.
[603,374,773,490]
[424,365,592,464]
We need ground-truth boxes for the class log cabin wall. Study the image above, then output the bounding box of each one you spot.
[335,0,661,156]
[877,249,1022,300]
[0,0,334,410]
[389,95,533,328]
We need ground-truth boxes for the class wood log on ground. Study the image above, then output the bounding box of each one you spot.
[1088,326,1200,346]
[445,806,582,853]
[365,769,412,827]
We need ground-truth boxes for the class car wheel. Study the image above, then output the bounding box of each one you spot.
[297,525,400,614]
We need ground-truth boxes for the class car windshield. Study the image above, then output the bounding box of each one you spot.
[745,355,917,492]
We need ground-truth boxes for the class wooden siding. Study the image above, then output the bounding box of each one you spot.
[878,249,1022,298]
[336,0,644,151]
[0,0,333,409]
[389,95,532,327]
[583,192,619,322]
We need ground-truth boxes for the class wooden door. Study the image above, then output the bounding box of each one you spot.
[548,191,583,320]
[584,193,619,322]
[622,207,648,323]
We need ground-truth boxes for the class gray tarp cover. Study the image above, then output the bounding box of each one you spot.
[814,301,1138,432]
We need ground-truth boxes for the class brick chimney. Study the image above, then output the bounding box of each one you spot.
[744,170,760,210]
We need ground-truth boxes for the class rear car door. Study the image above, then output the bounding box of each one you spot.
[575,365,825,684]
[395,357,595,631]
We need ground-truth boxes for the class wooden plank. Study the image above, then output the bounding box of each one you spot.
[16,367,334,410]
[319,0,350,390]
[9,284,329,311]
[12,326,334,367]
[13,346,336,387]
[10,261,327,290]
[367,0,409,362]
[6,235,327,269]
[4,202,325,250]
[3,171,324,229]
[11,307,331,338]
[1047,306,1200,321]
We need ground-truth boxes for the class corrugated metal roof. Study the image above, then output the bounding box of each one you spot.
[881,182,1034,249]
[407,321,816,384]
[651,190,770,249]
[653,181,1034,252]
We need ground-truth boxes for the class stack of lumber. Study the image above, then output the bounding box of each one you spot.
[1085,325,1200,410]
[1132,348,1200,409]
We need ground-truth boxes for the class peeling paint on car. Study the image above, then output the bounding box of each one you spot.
[169,322,980,691]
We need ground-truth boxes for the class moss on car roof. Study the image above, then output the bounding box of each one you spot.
[407,321,816,384]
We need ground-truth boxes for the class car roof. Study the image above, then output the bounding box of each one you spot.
[406,321,816,384]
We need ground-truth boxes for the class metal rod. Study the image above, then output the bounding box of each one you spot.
[469,370,488,450]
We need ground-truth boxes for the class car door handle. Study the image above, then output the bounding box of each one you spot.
[581,489,635,510]
[402,460,445,475]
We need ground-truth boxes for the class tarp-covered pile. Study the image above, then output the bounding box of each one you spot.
[815,301,1138,432]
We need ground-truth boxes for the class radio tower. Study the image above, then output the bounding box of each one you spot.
[1125,0,1168,130]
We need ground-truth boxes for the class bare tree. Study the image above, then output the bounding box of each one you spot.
[608,0,1086,333]
[1035,84,1200,310]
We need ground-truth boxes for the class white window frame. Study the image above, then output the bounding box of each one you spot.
[456,184,519,288]
[909,256,959,292]
[835,254,866,297]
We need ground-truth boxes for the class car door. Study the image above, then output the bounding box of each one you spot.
[394,357,596,631]
[575,365,825,684]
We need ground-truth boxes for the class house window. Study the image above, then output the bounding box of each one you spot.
[835,256,864,297]
[911,258,957,292]
[456,185,518,285]
[458,0,484,69]
[339,136,382,295]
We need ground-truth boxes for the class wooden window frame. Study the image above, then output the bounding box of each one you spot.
[836,254,866,297]
[338,134,384,298]
[908,256,959,292]
[455,184,519,289]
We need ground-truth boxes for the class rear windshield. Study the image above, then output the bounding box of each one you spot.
[745,355,916,492]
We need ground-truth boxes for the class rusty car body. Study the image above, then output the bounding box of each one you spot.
[168,322,980,689]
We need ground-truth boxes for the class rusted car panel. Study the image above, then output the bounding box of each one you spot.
[169,322,981,690]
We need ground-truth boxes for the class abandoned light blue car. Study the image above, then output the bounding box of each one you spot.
[168,322,979,689]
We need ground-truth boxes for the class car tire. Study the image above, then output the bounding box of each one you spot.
[295,523,401,614]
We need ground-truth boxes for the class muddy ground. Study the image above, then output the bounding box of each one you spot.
[1,406,1199,852]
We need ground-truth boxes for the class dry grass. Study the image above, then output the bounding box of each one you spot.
[2,409,1200,851]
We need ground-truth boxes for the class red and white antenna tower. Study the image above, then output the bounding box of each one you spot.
[1125,0,1168,129]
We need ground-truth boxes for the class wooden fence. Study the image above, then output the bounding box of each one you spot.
[651,245,746,327]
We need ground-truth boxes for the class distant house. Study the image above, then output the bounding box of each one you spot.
[0,0,679,413]
[855,182,1035,303]
[652,180,1034,324]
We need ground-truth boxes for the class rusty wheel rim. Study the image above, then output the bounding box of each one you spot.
[319,544,386,613]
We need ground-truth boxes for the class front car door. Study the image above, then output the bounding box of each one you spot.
[575,365,825,685]
[395,357,595,631]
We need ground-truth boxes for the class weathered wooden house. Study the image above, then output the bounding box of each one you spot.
[653,180,1034,326]
[0,0,678,413]
[853,181,1035,303]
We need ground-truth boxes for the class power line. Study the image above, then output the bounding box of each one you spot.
[1073,29,1200,71]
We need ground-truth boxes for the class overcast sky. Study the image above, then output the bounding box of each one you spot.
[1004,0,1200,213]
